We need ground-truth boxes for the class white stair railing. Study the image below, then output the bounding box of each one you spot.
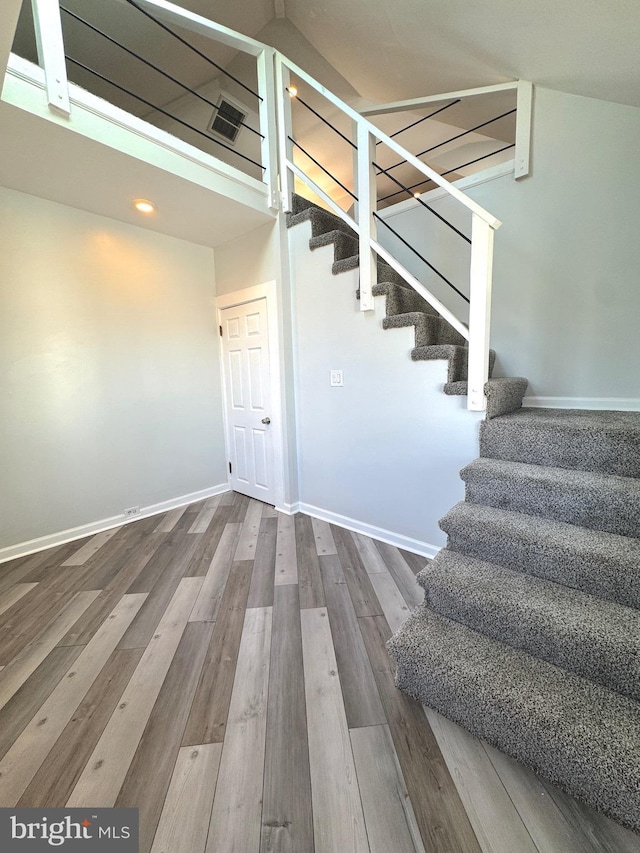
[21,0,506,413]
[275,52,502,412]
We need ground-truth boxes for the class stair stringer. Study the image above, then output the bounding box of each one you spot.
[287,213,485,554]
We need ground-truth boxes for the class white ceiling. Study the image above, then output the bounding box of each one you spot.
[0,98,272,248]
[284,0,640,110]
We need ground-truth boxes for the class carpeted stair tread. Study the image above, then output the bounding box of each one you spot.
[387,606,640,833]
[412,345,496,383]
[461,457,640,538]
[383,311,466,347]
[373,282,439,317]
[440,501,640,609]
[419,549,640,702]
[480,407,640,477]
[443,377,528,418]
[287,203,355,241]
[309,229,359,261]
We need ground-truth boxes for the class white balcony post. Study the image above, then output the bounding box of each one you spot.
[467,214,494,411]
[31,0,70,115]
[515,80,533,178]
[256,48,279,210]
[356,121,376,311]
[274,54,295,212]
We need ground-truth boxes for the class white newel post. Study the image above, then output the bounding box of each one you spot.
[356,122,377,311]
[31,0,70,114]
[274,55,294,212]
[257,48,279,211]
[467,214,494,411]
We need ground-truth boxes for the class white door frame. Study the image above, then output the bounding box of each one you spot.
[216,281,286,511]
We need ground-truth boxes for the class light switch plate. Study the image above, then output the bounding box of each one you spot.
[330,370,344,387]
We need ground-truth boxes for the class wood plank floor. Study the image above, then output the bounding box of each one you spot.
[0,493,638,853]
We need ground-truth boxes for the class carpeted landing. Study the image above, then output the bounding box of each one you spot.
[287,194,640,833]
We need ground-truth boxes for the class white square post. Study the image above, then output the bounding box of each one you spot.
[31,0,70,114]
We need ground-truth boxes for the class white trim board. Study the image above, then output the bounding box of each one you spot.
[298,502,440,559]
[0,484,230,565]
[523,396,640,412]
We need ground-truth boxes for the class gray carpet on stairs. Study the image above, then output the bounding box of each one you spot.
[388,606,640,833]
[289,194,640,833]
[462,456,640,538]
[440,501,640,609]
[480,407,640,474]
[388,406,640,833]
[419,549,640,702]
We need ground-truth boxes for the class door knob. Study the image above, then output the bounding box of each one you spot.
[261,417,271,425]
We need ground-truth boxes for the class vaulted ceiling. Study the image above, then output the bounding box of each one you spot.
[11,0,640,110]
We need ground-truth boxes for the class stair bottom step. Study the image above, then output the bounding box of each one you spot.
[387,606,640,833]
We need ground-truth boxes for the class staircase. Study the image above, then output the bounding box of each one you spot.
[389,408,640,833]
[287,194,527,418]
[288,194,640,833]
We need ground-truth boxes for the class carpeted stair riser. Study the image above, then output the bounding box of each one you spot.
[372,282,440,317]
[418,550,640,702]
[388,606,640,834]
[412,345,496,383]
[287,204,355,242]
[383,312,465,347]
[480,408,640,477]
[440,502,640,610]
[310,229,359,262]
[462,457,640,538]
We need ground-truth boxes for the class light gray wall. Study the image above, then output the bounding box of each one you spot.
[289,220,482,551]
[215,217,300,508]
[379,87,640,399]
[0,186,227,549]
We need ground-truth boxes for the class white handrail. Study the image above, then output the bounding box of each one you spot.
[277,53,502,230]
[360,81,519,116]
[275,51,501,411]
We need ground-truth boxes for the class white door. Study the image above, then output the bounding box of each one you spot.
[220,298,274,503]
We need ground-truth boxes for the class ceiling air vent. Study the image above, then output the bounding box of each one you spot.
[208,97,246,144]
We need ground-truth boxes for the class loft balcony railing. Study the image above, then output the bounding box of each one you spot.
[9,0,532,411]
[17,0,280,208]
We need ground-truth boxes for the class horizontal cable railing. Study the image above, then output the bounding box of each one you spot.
[377,99,461,144]
[65,55,265,170]
[60,5,264,139]
[374,214,470,304]
[25,0,279,201]
[382,108,517,175]
[122,0,262,103]
[276,54,513,411]
[378,142,516,202]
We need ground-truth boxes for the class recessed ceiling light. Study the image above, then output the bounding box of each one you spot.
[133,198,156,214]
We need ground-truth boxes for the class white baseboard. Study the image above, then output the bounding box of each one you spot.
[277,501,301,515]
[298,502,440,558]
[0,483,231,564]
[524,396,640,411]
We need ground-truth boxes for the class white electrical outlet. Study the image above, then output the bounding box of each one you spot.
[123,506,140,518]
[330,370,344,386]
